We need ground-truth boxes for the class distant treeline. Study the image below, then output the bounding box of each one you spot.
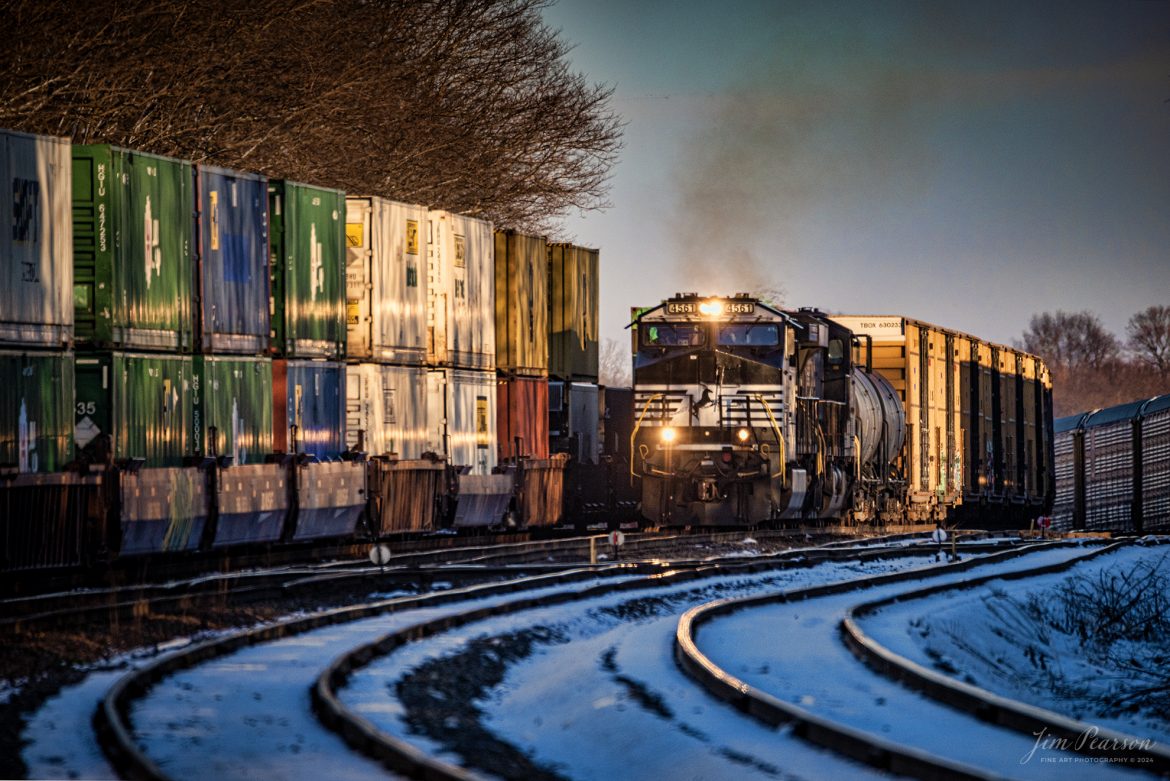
[1019,306,1170,418]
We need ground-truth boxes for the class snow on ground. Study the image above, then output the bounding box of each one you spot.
[343,555,959,780]
[24,668,124,779]
[858,541,1170,745]
[82,573,640,781]
[697,544,1157,779]
[23,543,1131,781]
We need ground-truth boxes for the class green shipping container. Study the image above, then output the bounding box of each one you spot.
[269,180,346,359]
[495,230,548,377]
[193,355,273,465]
[72,145,195,351]
[548,243,599,382]
[74,352,193,467]
[0,350,74,473]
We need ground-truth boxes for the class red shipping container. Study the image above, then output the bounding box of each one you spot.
[497,376,549,462]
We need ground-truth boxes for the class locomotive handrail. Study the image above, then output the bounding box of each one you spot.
[749,394,786,486]
[852,434,862,482]
[629,392,665,480]
[814,421,827,480]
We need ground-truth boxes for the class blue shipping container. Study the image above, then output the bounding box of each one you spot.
[274,359,345,459]
[195,165,270,354]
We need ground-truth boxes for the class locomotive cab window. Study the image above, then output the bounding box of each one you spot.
[827,338,844,365]
[717,323,780,347]
[643,323,705,347]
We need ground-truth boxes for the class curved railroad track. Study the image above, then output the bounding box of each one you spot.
[82,537,1030,781]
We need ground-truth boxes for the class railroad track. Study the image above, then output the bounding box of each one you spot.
[85,538,1033,781]
[1,527,951,632]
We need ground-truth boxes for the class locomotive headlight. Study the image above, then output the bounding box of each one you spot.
[736,427,751,443]
[698,300,721,316]
[661,427,677,443]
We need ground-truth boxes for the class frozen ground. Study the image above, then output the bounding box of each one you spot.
[344,555,937,780]
[18,572,617,781]
[858,541,1170,745]
[22,542,1139,781]
[698,543,1157,779]
[29,572,643,781]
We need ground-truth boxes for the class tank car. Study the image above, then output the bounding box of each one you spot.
[629,293,905,526]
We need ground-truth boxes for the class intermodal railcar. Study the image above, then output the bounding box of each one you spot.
[1053,395,1170,533]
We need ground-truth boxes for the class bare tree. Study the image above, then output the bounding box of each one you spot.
[1019,311,1119,373]
[1019,310,1169,417]
[599,337,631,388]
[0,0,623,233]
[1126,305,1170,380]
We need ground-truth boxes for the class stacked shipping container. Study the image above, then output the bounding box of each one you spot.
[1,130,74,475]
[547,243,601,465]
[344,196,443,533]
[427,210,498,476]
[344,197,429,460]
[495,230,550,463]
[3,124,607,547]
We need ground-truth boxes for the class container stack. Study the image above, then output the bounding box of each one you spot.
[548,243,601,465]
[72,143,194,470]
[266,180,365,543]
[343,196,443,536]
[1,129,74,475]
[343,196,429,461]
[269,180,347,463]
[426,210,498,476]
[494,230,550,463]
[494,229,569,527]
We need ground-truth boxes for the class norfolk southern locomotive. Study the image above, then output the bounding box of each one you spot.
[630,293,1054,527]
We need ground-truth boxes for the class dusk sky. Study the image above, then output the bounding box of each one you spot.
[541,0,1170,353]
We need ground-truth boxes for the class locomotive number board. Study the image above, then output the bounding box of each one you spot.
[666,301,755,315]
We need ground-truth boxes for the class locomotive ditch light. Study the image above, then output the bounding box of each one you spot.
[661,427,677,443]
[736,427,751,442]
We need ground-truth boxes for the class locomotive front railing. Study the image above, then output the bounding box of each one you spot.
[630,393,665,480]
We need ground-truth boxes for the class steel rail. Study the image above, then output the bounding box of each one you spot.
[674,542,1094,781]
[840,540,1170,772]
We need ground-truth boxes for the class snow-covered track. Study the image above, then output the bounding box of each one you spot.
[91,565,653,781]
[841,541,1170,773]
[675,545,1063,780]
[310,547,978,779]
[674,543,1148,780]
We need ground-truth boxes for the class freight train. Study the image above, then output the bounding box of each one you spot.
[1,127,609,573]
[2,128,1059,575]
[1053,395,1170,533]
[630,294,1055,528]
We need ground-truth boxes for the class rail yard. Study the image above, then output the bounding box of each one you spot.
[2,99,1168,781]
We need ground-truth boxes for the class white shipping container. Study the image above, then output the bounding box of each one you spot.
[425,367,497,474]
[1,130,72,347]
[427,210,495,369]
[345,363,428,459]
[345,197,428,364]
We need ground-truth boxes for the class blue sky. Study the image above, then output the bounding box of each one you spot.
[542,0,1170,352]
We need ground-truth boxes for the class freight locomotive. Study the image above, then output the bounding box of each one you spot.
[630,293,1055,528]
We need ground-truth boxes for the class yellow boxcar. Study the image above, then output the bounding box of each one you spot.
[832,315,1052,526]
